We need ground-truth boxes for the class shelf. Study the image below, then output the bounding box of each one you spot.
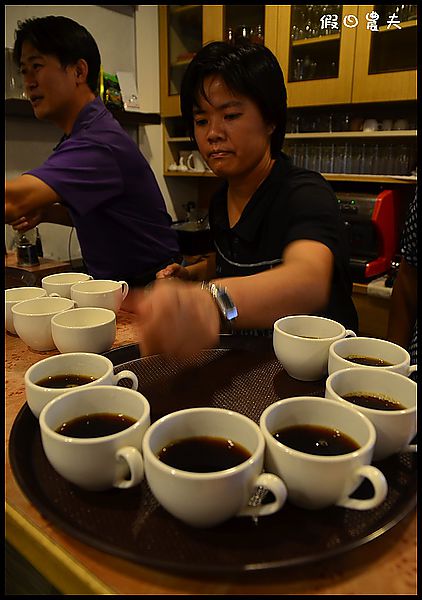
[168,132,417,143]
[323,173,417,184]
[164,170,416,184]
[5,98,161,126]
[292,33,340,47]
[285,130,417,139]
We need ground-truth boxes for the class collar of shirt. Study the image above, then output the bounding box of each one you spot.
[52,96,107,150]
[212,153,291,243]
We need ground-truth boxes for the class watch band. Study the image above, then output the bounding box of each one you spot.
[201,282,238,331]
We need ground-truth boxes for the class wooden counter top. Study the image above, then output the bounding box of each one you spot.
[5,311,417,594]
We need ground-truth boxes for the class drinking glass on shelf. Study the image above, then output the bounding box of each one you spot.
[350,144,362,174]
[334,144,345,173]
[360,143,368,174]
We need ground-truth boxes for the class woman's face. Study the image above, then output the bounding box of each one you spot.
[193,75,274,181]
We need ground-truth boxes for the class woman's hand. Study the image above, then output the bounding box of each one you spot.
[135,279,220,358]
[156,263,191,280]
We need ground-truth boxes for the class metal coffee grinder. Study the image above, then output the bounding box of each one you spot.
[14,228,40,266]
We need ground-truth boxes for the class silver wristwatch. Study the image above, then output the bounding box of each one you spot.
[201,282,238,330]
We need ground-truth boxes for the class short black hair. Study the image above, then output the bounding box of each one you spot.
[13,16,101,93]
[180,41,287,157]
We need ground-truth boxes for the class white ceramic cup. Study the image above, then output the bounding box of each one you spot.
[11,296,75,351]
[39,385,150,491]
[260,397,388,511]
[24,352,138,418]
[187,151,208,173]
[70,279,129,313]
[5,287,47,334]
[381,119,393,131]
[142,407,288,527]
[328,336,417,377]
[392,118,409,131]
[273,315,356,381]
[325,367,417,461]
[51,307,116,354]
[363,118,380,132]
[41,272,93,299]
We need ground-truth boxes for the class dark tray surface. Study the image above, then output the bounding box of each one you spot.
[9,338,417,574]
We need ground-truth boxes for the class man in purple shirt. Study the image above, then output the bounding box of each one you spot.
[5,16,180,286]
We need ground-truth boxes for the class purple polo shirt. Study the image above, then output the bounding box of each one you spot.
[27,96,179,280]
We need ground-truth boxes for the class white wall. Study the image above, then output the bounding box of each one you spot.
[5,5,178,262]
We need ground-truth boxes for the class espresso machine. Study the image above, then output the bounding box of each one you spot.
[337,190,403,282]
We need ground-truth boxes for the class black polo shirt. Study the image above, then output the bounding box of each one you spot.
[209,153,358,332]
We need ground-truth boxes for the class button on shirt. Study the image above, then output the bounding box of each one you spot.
[26,97,180,280]
[209,154,358,333]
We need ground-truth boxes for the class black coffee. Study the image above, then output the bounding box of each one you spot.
[158,436,251,473]
[56,412,137,438]
[343,392,405,411]
[344,355,394,367]
[36,374,97,388]
[272,424,360,456]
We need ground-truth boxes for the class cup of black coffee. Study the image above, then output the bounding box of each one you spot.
[325,367,417,460]
[142,407,288,527]
[25,352,138,418]
[39,385,150,491]
[260,397,388,510]
[328,336,417,378]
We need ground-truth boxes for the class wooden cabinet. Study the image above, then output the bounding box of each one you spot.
[352,4,417,102]
[277,5,358,107]
[276,4,417,107]
[158,4,278,117]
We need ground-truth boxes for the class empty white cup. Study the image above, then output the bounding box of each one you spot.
[5,287,47,334]
[273,315,356,381]
[11,296,75,351]
[70,279,129,313]
[42,272,93,299]
[51,307,116,354]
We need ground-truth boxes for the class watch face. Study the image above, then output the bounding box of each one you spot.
[217,290,238,321]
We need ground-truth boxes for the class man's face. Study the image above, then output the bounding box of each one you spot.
[19,40,80,125]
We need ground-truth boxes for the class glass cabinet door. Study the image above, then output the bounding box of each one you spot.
[168,6,203,97]
[276,5,358,107]
[352,4,417,102]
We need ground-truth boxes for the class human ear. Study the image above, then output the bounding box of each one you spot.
[74,59,89,84]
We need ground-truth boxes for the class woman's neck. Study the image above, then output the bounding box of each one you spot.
[227,154,275,227]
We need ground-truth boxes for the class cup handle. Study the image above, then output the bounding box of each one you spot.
[236,473,288,518]
[187,153,195,171]
[401,442,417,453]
[335,465,388,511]
[118,281,129,300]
[48,293,61,297]
[114,446,144,489]
[408,364,417,375]
[114,369,138,389]
[345,329,356,338]
[87,275,93,280]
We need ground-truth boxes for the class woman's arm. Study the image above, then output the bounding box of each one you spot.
[136,239,333,357]
[387,258,418,349]
[214,239,333,329]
